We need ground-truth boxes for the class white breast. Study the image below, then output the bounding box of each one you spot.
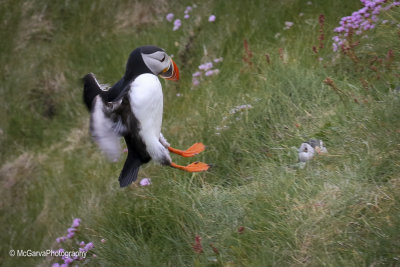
[128,73,164,155]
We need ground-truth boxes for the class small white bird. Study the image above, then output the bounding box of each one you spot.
[83,46,210,187]
[298,143,315,162]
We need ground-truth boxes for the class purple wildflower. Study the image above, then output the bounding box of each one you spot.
[71,218,81,228]
[166,13,174,22]
[332,36,340,42]
[205,69,220,76]
[84,242,94,251]
[184,14,190,19]
[56,236,67,243]
[67,227,77,234]
[205,70,213,76]
[80,241,86,247]
[185,6,193,13]
[52,263,60,267]
[192,71,202,77]
[64,258,74,264]
[173,19,181,31]
[198,62,213,71]
[332,0,399,52]
[208,15,216,22]
[139,178,151,186]
[192,78,200,86]
[213,57,223,63]
[66,232,75,239]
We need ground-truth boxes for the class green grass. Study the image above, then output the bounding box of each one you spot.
[1,0,400,266]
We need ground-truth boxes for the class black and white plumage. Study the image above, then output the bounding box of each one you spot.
[298,143,315,162]
[83,46,180,187]
[298,139,328,163]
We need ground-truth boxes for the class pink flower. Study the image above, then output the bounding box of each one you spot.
[166,13,174,22]
[208,15,216,22]
[101,238,106,243]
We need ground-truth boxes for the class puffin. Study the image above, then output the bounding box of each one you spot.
[298,139,328,162]
[82,45,210,187]
[298,143,315,162]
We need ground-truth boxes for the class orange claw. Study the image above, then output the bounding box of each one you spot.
[168,143,205,157]
[170,162,210,172]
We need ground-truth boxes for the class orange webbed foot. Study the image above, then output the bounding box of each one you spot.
[168,143,205,157]
[171,161,210,172]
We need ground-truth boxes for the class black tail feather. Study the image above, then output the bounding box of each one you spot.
[83,73,102,111]
[119,137,143,187]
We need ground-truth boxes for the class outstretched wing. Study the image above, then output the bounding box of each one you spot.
[90,95,122,162]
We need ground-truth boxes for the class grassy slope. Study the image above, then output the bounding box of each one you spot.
[1,0,399,266]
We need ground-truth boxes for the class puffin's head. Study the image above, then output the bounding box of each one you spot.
[140,46,179,81]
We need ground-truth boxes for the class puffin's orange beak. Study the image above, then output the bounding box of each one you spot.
[160,58,179,81]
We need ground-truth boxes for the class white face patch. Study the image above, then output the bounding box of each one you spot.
[142,51,171,75]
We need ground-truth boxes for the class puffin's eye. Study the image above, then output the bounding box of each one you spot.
[160,55,166,62]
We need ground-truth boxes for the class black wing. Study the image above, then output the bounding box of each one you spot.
[83,73,103,110]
